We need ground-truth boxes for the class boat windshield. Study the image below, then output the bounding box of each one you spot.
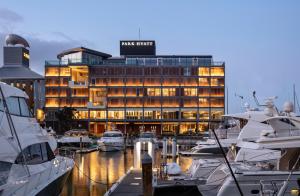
[140,132,155,138]
[103,133,123,137]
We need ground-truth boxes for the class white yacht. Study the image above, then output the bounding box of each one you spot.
[97,130,124,152]
[215,114,300,196]
[0,82,74,196]
[57,129,92,148]
[186,99,279,179]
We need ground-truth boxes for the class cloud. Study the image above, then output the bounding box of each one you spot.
[0,8,23,32]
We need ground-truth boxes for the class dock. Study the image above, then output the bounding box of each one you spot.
[105,168,143,196]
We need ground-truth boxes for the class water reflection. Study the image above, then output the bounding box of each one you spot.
[61,148,192,196]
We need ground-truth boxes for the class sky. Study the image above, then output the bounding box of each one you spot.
[0,0,299,113]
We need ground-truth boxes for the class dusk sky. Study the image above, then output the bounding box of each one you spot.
[0,0,299,113]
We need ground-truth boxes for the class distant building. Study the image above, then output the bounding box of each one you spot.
[44,40,225,135]
[0,34,44,117]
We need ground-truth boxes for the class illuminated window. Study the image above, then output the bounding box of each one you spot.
[211,88,224,97]
[184,88,197,96]
[126,78,143,86]
[59,67,71,76]
[162,110,179,119]
[90,110,106,119]
[199,122,208,132]
[162,78,180,86]
[147,88,161,96]
[162,123,179,134]
[180,123,197,134]
[45,67,59,76]
[144,98,161,107]
[162,88,176,96]
[211,78,224,86]
[210,67,224,76]
[108,111,124,119]
[199,78,210,86]
[211,109,224,120]
[162,98,179,107]
[181,110,197,120]
[199,88,210,96]
[45,98,59,107]
[198,67,210,76]
[126,110,143,120]
[107,98,125,107]
[75,111,88,119]
[199,98,210,107]
[107,88,125,97]
[182,78,198,86]
[126,98,143,107]
[183,98,198,107]
[144,110,161,120]
[199,109,209,120]
[210,98,224,107]
[144,78,161,86]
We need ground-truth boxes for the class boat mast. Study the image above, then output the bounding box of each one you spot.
[211,129,244,196]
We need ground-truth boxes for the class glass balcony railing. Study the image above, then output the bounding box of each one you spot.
[45,57,224,67]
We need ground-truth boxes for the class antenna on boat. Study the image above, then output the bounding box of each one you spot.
[252,91,265,106]
[211,129,244,196]
[0,85,30,176]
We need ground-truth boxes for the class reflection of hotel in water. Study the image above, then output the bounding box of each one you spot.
[44,41,225,135]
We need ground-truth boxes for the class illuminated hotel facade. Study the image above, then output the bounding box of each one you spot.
[44,41,225,135]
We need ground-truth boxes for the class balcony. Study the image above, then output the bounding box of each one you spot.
[68,80,88,88]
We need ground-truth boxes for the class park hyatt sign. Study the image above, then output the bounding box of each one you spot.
[120,40,156,56]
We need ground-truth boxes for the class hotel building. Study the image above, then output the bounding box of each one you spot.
[44,41,225,135]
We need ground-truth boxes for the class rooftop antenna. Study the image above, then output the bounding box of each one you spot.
[138,28,141,40]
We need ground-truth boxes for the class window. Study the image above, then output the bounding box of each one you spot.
[15,143,55,165]
[6,97,20,116]
[19,98,31,117]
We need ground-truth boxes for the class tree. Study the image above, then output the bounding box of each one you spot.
[55,107,77,133]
